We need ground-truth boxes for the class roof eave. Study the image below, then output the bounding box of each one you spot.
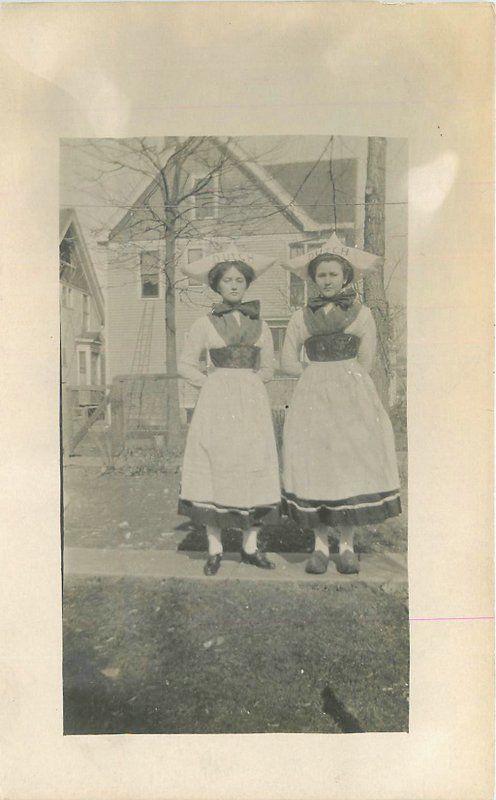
[59,208,105,323]
[105,138,327,240]
[212,137,326,233]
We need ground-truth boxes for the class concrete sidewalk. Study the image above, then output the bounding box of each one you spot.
[64,546,407,586]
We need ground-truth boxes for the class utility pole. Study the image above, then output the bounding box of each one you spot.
[363,137,391,407]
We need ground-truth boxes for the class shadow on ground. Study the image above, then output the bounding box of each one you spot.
[176,517,405,555]
[63,576,409,735]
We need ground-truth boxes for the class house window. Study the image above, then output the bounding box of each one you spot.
[289,273,306,309]
[187,248,204,287]
[307,241,322,253]
[78,351,87,385]
[289,243,305,259]
[193,176,218,220]
[82,294,89,332]
[288,239,338,308]
[61,285,73,308]
[267,319,288,369]
[140,251,160,298]
[91,352,99,386]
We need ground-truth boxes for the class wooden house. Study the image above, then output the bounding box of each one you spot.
[102,138,358,415]
[60,208,105,417]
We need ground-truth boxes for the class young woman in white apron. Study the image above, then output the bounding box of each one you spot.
[281,235,401,575]
[178,250,280,575]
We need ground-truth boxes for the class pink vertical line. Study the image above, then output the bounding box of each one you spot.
[409,615,494,622]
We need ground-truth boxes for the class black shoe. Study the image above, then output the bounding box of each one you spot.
[305,551,330,574]
[240,549,275,569]
[204,553,222,576]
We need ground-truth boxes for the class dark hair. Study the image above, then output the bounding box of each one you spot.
[307,253,354,286]
[208,260,256,292]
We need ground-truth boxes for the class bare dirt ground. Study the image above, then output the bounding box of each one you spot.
[63,449,407,553]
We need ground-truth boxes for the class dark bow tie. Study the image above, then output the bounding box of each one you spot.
[212,300,260,320]
[308,287,356,313]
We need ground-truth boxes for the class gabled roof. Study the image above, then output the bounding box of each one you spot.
[59,208,105,324]
[213,138,329,233]
[107,138,332,241]
[263,159,357,226]
[59,207,73,239]
[106,179,160,242]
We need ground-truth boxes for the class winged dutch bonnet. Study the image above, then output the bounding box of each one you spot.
[182,244,276,286]
[281,232,381,281]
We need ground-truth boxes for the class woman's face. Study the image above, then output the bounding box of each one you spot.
[314,259,345,297]
[217,266,248,304]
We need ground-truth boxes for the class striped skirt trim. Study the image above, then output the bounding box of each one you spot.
[178,497,280,531]
[282,489,401,527]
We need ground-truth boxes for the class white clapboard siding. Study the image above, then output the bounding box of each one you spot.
[106,229,315,382]
[105,161,335,382]
[105,245,166,379]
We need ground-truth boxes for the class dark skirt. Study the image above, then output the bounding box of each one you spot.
[281,488,401,528]
[178,497,280,531]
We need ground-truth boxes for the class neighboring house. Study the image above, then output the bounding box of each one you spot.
[60,208,105,416]
[102,140,358,397]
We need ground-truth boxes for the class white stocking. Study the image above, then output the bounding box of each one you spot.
[338,525,355,554]
[206,525,223,556]
[314,525,330,556]
[242,527,259,555]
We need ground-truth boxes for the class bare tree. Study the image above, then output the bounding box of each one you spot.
[63,136,291,448]
[62,135,397,449]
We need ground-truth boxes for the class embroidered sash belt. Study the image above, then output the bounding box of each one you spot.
[209,345,261,370]
[304,333,360,362]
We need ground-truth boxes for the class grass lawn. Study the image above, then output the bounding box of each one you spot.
[63,576,409,735]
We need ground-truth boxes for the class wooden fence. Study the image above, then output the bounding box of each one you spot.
[107,373,297,455]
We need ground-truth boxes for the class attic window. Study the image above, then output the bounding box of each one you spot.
[59,229,77,280]
[60,237,72,267]
[140,251,160,298]
[193,175,218,220]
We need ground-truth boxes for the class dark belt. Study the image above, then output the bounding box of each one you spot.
[304,333,360,362]
[209,345,261,369]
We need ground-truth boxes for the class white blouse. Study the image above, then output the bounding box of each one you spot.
[178,312,275,388]
[281,303,377,377]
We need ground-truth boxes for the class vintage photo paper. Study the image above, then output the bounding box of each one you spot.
[60,134,409,736]
[1,3,494,799]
